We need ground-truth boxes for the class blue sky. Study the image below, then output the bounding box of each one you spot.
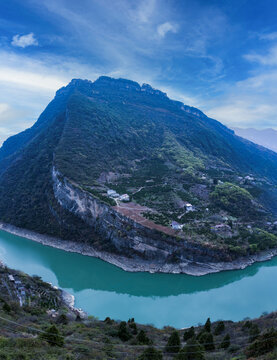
[0,0,277,144]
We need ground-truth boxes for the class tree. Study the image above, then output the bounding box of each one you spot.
[118,321,132,342]
[165,330,181,353]
[246,328,277,357]
[183,327,195,341]
[2,302,11,313]
[198,332,215,351]
[129,321,138,335]
[40,325,64,347]
[204,318,211,333]
[138,346,163,360]
[137,330,151,345]
[176,338,205,360]
[214,321,225,335]
[56,313,68,325]
[220,334,230,349]
[249,324,260,342]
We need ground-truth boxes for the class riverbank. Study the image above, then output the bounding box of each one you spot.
[1,221,277,276]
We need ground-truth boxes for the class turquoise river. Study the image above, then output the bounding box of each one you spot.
[0,229,276,328]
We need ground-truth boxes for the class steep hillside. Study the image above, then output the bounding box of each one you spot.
[0,77,277,273]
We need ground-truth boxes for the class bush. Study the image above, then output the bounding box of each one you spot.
[165,330,181,353]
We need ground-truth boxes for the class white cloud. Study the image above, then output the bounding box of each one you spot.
[157,22,178,38]
[11,33,38,48]
[259,32,277,41]
[244,44,277,66]
[134,0,156,23]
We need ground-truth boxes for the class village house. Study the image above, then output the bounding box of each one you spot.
[119,194,130,202]
[171,221,183,230]
[107,189,120,198]
[184,202,195,212]
[8,274,15,282]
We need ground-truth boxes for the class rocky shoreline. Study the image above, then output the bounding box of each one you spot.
[0,221,277,276]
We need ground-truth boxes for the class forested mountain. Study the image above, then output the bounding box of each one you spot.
[0,77,277,272]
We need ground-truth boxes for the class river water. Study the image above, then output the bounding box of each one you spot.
[0,229,276,328]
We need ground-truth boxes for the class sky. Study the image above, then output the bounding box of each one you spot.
[0,0,277,144]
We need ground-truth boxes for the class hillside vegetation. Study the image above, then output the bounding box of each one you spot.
[0,77,276,264]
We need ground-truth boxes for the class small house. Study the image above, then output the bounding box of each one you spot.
[119,194,130,202]
[184,202,194,212]
[107,189,116,196]
[171,221,183,230]
[8,275,15,282]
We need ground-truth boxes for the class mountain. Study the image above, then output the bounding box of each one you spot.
[0,76,277,273]
[233,127,277,153]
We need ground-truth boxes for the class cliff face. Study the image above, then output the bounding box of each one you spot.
[52,167,231,266]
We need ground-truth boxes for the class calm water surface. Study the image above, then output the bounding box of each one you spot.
[0,229,276,328]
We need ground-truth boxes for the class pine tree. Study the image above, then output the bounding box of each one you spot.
[118,321,132,341]
[137,330,150,345]
[138,346,163,360]
[183,326,195,341]
[204,318,211,333]
[214,321,225,335]
[198,331,215,351]
[176,338,205,360]
[220,334,230,349]
[165,330,181,353]
[41,325,64,347]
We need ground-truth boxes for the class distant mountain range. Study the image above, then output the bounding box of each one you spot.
[233,127,277,153]
[0,77,277,273]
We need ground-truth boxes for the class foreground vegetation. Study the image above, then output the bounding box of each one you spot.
[1,264,277,359]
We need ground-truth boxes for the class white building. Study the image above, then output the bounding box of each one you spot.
[171,221,183,230]
[184,202,194,212]
[119,194,130,202]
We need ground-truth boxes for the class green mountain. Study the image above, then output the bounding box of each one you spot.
[0,76,277,271]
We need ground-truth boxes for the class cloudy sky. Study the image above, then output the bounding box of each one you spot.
[0,0,277,144]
